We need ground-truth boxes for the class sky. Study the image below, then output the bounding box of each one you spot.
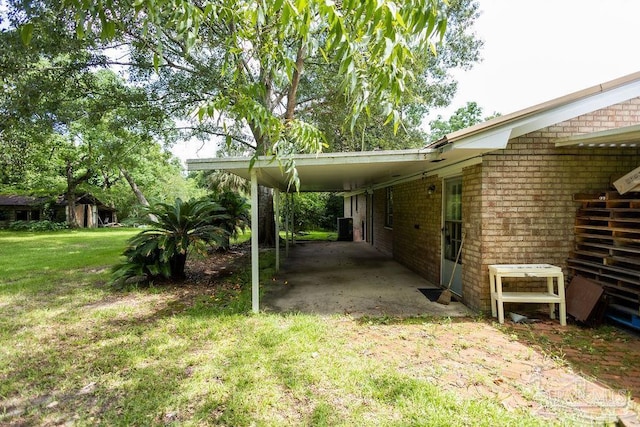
[429,0,640,120]
[173,0,640,162]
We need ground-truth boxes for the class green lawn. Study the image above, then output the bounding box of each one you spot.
[279,230,338,241]
[0,229,550,426]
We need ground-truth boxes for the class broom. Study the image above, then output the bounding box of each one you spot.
[437,232,465,305]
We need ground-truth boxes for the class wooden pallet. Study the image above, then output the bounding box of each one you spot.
[569,191,640,314]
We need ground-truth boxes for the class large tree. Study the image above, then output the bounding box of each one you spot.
[13,0,482,239]
[18,0,456,243]
[0,8,185,224]
[426,101,500,143]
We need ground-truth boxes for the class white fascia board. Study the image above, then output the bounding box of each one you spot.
[187,148,437,171]
[451,128,512,150]
[512,81,640,138]
[449,79,640,151]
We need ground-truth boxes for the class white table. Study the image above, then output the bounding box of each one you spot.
[489,264,566,326]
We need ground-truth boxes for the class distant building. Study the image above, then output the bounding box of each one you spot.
[0,193,116,228]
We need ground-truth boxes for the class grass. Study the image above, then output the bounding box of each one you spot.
[0,229,556,426]
[279,230,338,241]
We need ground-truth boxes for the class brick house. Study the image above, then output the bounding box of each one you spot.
[188,72,640,313]
[361,73,640,312]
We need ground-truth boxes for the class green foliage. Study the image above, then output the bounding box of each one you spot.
[427,101,502,143]
[282,192,342,232]
[7,220,68,232]
[20,0,465,188]
[0,8,189,219]
[209,191,250,250]
[308,0,483,152]
[112,198,228,285]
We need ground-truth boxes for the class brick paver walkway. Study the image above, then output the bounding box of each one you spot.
[503,319,640,400]
[343,317,640,425]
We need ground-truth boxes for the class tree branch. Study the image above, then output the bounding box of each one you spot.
[285,43,306,121]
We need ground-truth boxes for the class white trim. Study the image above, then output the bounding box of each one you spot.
[250,170,259,313]
[453,128,512,150]
[273,188,280,273]
[554,124,640,147]
[448,77,640,151]
[187,148,436,171]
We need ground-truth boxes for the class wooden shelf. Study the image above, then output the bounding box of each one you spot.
[569,191,640,314]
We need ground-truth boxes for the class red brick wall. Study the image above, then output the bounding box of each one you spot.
[372,188,393,255]
[371,98,640,312]
[392,177,442,284]
[461,164,485,310]
[472,149,640,311]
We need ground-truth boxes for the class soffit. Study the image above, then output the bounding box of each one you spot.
[187,147,488,192]
[554,124,640,147]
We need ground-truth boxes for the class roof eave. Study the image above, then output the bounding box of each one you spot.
[439,71,640,150]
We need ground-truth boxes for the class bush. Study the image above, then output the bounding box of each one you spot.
[111,197,228,286]
[209,191,250,250]
[8,220,68,231]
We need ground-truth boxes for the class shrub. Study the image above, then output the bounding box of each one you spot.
[209,191,250,250]
[8,220,68,231]
[111,198,228,285]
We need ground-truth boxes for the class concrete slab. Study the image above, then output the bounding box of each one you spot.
[263,241,473,318]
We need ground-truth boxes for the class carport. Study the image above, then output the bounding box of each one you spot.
[261,240,471,317]
[187,146,490,313]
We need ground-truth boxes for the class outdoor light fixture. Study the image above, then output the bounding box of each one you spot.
[427,184,436,195]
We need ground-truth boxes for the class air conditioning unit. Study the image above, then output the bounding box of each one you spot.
[337,217,353,241]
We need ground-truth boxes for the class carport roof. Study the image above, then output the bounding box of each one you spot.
[187,149,429,192]
[186,146,489,193]
[187,71,640,193]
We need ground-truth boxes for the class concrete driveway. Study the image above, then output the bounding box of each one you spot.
[263,241,472,317]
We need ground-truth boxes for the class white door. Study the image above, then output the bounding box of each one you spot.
[442,177,463,295]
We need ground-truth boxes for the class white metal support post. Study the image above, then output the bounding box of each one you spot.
[250,170,259,313]
[291,192,295,245]
[284,196,289,258]
[273,188,280,272]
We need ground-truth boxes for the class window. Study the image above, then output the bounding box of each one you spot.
[385,187,393,228]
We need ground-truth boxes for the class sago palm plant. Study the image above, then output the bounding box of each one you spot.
[212,190,250,250]
[112,197,229,284]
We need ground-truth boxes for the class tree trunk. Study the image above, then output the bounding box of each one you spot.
[120,167,157,222]
[65,188,79,228]
[258,185,275,247]
[170,252,187,280]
